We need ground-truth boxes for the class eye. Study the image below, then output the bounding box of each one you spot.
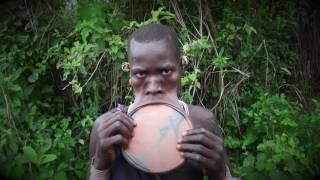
[135,72,146,78]
[161,69,172,76]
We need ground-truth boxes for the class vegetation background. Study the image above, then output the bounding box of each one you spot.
[0,0,319,179]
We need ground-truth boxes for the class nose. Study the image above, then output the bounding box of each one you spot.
[146,77,163,95]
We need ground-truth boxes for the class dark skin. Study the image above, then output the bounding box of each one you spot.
[88,39,227,180]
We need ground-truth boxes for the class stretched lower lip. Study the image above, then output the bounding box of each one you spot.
[145,96,164,100]
[143,95,178,102]
[133,95,179,107]
[140,95,166,101]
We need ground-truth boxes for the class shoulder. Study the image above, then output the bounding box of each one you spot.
[187,104,215,121]
[187,104,215,127]
[187,104,222,137]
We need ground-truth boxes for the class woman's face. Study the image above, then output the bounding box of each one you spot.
[128,39,182,104]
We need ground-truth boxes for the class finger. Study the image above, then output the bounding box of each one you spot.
[184,128,207,136]
[181,152,211,168]
[101,134,129,148]
[118,112,137,128]
[178,134,213,148]
[177,143,212,158]
[110,112,136,130]
[98,116,118,131]
[98,112,136,132]
[181,129,224,149]
[185,128,221,143]
[101,120,133,138]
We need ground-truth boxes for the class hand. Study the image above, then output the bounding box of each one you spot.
[94,111,136,170]
[177,128,226,179]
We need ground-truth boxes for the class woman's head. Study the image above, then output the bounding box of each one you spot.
[127,24,182,104]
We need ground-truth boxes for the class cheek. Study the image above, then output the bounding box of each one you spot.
[130,77,143,90]
[166,73,181,88]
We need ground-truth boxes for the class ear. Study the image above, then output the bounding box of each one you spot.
[129,78,132,85]
[180,56,189,75]
[181,56,189,66]
[121,62,130,72]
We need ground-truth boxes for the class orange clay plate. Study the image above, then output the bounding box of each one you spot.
[122,104,192,174]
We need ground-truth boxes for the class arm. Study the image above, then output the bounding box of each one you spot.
[87,110,136,180]
[87,116,110,180]
[177,105,230,180]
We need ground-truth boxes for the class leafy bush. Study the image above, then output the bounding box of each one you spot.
[0,0,319,179]
[225,92,312,179]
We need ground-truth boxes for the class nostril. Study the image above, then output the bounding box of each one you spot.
[153,90,163,96]
[146,89,163,95]
[156,90,163,94]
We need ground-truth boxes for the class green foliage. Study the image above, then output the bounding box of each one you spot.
[0,0,319,180]
[226,92,312,179]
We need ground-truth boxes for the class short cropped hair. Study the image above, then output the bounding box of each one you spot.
[128,24,181,60]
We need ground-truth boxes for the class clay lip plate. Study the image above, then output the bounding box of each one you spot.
[122,104,192,174]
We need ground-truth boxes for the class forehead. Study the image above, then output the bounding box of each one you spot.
[129,39,174,59]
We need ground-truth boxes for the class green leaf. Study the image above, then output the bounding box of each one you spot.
[269,169,290,180]
[11,165,25,179]
[15,154,28,165]
[244,24,257,35]
[41,154,57,164]
[281,118,298,127]
[256,153,267,171]
[8,84,21,92]
[28,72,39,83]
[39,168,54,179]
[23,146,38,164]
[225,136,241,148]
[111,46,119,54]
[243,154,255,167]
[212,56,229,69]
[78,3,104,21]
[8,136,18,154]
[40,139,52,153]
[54,171,67,180]
[0,72,3,81]
[243,132,257,146]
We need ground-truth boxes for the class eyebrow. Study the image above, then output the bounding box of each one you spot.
[130,67,147,72]
[130,53,170,62]
[130,56,142,62]
[159,63,176,69]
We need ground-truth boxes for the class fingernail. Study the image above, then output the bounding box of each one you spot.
[177,138,182,143]
[182,131,187,136]
[180,152,184,157]
[176,144,181,149]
